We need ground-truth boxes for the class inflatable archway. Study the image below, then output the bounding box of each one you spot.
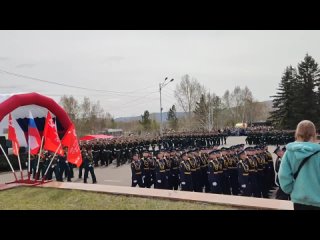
[0,92,72,147]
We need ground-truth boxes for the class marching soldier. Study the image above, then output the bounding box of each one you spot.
[207,150,222,194]
[83,147,97,184]
[141,150,152,188]
[154,150,168,189]
[228,147,239,195]
[274,146,290,200]
[170,149,180,190]
[179,151,193,191]
[238,149,250,196]
[131,151,144,187]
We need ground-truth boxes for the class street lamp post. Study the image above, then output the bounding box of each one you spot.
[159,77,174,137]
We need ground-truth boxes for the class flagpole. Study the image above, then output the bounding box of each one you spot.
[28,134,31,181]
[16,145,24,181]
[42,143,61,182]
[0,144,18,182]
[35,136,44,181]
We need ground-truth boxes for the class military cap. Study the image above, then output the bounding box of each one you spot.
[273,146,280,154]
[181,151,188,157]
[244,147,252,151]
[132,150,139,156]
[238,149,246,156]
[208,150,217,155]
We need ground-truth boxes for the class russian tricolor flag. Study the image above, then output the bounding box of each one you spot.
[28,111,41,155]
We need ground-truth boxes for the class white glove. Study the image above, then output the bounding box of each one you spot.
[212,182,217,186]
[133,180,137,183]
[181,182,186,185]
[241,184,246,188]
[157,180,162,183]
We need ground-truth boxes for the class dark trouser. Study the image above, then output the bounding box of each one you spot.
[249,173,259,197]
[222,172,231,195]
[68,163,74,178]
[201,168,210,193]
[84,165,97,183]
[78,164,84,178]
[294,203,320,210]
[132,175,144,187]
[257,171,268,198]
[59,161,71,182]
[229,169,239,195]
[275,187,290,200]
[116,151,121,167]
[171,173,179,190]
[102,151,108,166]
[46,165,61,181]
[155,172,167,189]
[208,175,222,194]
[166,171,173,189]
[180,177,193,191]
[239,177,250,196]
[143,172,152,188]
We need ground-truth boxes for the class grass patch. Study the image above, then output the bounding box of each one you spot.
[0,187,241,210]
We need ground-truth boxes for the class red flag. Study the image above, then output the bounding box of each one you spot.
[8,114,20,156]
[61,124,82,167]
[43,112,63,155]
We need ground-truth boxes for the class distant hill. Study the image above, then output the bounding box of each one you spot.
[115,100,273,123]
[115,112,187,123]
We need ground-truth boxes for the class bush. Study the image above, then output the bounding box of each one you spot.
[0,154,28,172]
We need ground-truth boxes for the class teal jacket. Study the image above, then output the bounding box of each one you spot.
[279,141,320,207]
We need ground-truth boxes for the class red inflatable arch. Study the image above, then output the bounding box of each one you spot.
[0,92,72,132]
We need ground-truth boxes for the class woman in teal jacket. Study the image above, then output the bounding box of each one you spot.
[279,120,320,210]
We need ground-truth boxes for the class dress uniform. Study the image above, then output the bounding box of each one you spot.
[207,150,222,194]
[179,152,193,191]
[141,151,152,188]
[238,149,251,196]
[247,148,259,197]
[170,150,180,190]
[274,146,290,200]
[83,148,97,184]
[220,148,231,195]
[228,147,239,195]
[155,151,168,189]
[131,151,144,187]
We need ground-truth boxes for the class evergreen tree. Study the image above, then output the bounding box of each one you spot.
[139,110,152,131]
[296,54,320,126]
[270,54,320,129]
[269,66,298,129]
[194,94,209,131]
[167,105,178,130]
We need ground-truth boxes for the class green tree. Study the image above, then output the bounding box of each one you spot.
[167,105,178,130]
[139,110,152,131]
[194,94,209,131]
[269,66,298,129]
[269,54,320,129]
[296,54,320,126]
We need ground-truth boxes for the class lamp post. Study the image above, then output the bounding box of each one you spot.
[159,77,174,137]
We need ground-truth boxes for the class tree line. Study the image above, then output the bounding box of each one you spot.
[166,74,269,132]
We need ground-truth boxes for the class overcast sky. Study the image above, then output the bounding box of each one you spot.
[0,30,319,118]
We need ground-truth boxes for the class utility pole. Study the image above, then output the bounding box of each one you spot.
[159,77,174,137]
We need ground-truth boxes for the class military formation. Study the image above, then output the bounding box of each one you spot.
[78,132,229,169]
[130,137,277,198]
[245,130,295,145]
[28,146,97,184]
